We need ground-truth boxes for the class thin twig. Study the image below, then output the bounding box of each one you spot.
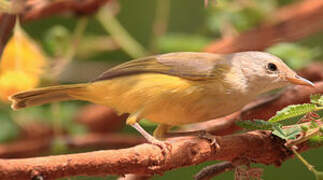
[0,133,145,158]
[291,148,318,174]
[194,161,234,180]
[150,0,169,53]
[97,4,149,58]
[286,126,322,148]
[51,17,88,77]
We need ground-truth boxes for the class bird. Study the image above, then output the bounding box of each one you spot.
[9,51,314,146]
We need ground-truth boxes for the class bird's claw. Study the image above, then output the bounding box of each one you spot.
[198,131,220,149]
[149,138,172,155]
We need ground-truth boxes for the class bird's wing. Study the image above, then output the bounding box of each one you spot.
[93,52,229,81]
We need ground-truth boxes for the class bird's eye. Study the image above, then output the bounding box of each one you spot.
[267,63,277,71]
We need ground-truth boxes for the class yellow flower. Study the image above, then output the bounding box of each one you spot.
[0,71,39,102]
[0,27,47,77]
[0,20,47,102]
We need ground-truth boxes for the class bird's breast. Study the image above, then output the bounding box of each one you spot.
[85,73,253,126]
[144,90,251,125]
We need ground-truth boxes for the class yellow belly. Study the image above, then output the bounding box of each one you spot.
[74,73,247,126]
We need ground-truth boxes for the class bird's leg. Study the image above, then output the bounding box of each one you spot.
[153,124,172,139]
[126,110,142,125]
[131,123,160,144]
[131,123,171,153]
[126,112,171,153]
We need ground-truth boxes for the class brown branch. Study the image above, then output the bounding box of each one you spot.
[0,14,15,57]
[298,62,323,83]
[0,130,316,180]
[0,105,129,158]
[204,0,323,53]
[22,0,112,21]
[0,133,144,158]
[76,105,127,133]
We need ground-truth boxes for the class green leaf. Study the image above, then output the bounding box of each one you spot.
[236,119,276,130]
[310,121,320,129]
[139,118,158,127]
[311,94,323,106]
[272,125,301,140]
[44,25,71,57]
[158,33,211,53]
[301,125,309,132]
[269,104,317,122]
[308,135,323,146]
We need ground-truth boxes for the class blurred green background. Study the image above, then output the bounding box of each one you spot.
[1,0,322,179]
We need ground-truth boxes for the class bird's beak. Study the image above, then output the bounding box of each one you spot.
[286,74,315,87]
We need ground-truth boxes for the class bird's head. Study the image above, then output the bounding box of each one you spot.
[227,51,314,94]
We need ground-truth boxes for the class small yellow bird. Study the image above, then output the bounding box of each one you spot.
[9,52,314,145]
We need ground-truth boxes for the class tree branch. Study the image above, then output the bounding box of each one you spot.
[76,104,127,133]
[22,0,112,21]
[0,14,15,57]
[298,63,323,83]
[204,0,323,53]
[0,130,318,180]
[0,133,144,158]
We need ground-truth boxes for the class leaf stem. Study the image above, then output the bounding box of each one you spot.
[67,17,89,60]
[97,5,149,58]
[291,148,318,174]
[286,126,322,148]
[52,17,88,77]
[150,0,170,52]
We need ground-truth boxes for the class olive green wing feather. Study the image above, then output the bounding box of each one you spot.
[93,52,229,81]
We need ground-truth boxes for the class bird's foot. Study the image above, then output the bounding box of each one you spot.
[165,129,220,149]
[197,130,220,149]
[131,123,172,155]
[148,138,172,156]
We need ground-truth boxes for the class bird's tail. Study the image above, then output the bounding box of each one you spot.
[9,84,88,110]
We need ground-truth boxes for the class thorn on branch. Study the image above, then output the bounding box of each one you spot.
[194,161,234,180]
